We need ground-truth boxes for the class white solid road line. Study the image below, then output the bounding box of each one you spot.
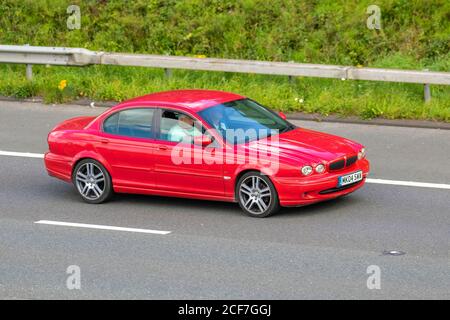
[0,150,44,158]
[366,178,450,190]
[1,149,449,190]
[35,220,171,235]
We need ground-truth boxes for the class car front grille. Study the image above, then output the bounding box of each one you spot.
[346,155,357,167]
[329,159,345,171]
[328,154,358,171]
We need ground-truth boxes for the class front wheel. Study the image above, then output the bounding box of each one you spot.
[236,172,280,218]
[72,159,113,204]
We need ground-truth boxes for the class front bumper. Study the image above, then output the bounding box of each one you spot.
[274,158,370,207]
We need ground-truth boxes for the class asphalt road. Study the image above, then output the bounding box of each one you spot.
[0,100,449,299]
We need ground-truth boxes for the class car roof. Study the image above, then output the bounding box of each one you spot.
[117,89,245,112]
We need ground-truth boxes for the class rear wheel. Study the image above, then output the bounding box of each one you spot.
[236,172,280,218]
[72,159,113,204]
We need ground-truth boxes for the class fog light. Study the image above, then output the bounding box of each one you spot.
[315,164,325,173]
[358,148,366,160]
[301,165,313,176]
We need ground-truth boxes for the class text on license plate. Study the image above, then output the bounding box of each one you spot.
[338,171,363,187]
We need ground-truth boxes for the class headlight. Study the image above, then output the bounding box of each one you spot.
[301,165,313,176]
[315,164,325,173]
[358,148,366,160]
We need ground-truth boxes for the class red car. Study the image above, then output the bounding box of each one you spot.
[45,90,369,217]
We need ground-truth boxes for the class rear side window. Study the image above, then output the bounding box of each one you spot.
[103,108,154,139]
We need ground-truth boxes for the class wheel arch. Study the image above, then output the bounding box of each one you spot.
[233,168,278,201]
[71,151,113,180]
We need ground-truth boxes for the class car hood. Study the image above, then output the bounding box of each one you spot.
[246,127,362,164]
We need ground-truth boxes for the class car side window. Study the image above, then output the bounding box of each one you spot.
[103,108,155,139]
[159,110,204,143]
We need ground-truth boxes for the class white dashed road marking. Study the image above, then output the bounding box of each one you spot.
[0,150,44,158]
[35,220,172,235]
[366,178,450,190]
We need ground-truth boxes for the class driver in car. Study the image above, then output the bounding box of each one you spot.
[168,114,202,143]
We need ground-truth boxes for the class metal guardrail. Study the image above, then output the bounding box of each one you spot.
[1,44,449,101]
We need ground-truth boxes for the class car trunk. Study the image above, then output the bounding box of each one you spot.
[51,116,96,132]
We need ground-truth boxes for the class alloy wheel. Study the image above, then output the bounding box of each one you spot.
[239,175,272,215]
[75,162,106,200]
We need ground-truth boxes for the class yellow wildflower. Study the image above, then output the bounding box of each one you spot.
[58,80,67,91]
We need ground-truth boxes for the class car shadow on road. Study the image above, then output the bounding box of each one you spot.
[109,191,361,219]
[279,196,355,218]
[111,192,241,213]
[40,178,364,219]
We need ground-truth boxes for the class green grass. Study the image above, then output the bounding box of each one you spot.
[0,0,449,121]
[1,64,449,122]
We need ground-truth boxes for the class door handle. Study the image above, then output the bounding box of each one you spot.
[100,138,109,144]
[158,145,168,150]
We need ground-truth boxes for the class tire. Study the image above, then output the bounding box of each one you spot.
[236,171,280,218]
[72,159,113,204]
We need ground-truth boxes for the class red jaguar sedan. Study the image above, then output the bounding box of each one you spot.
[45,89,369,217]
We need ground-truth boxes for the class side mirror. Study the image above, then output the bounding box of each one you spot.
[278,111,287,120]
[194,135,213,147]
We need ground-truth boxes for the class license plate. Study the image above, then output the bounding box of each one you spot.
[338,171,363,187]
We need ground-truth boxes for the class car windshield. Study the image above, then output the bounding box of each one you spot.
[198,98,294,145]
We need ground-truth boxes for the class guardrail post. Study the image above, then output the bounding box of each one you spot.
[164,68,172,78]
[423,69,431,103]
[25,44,33,81]
[26,64,33,81]
[288,61,294,83]
[424,83,431,103]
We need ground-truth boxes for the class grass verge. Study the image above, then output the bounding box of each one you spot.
[0,64,449,122]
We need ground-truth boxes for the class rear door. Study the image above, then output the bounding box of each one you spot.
[96,107,158,189]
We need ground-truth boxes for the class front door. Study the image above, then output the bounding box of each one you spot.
[153,109,224,197]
